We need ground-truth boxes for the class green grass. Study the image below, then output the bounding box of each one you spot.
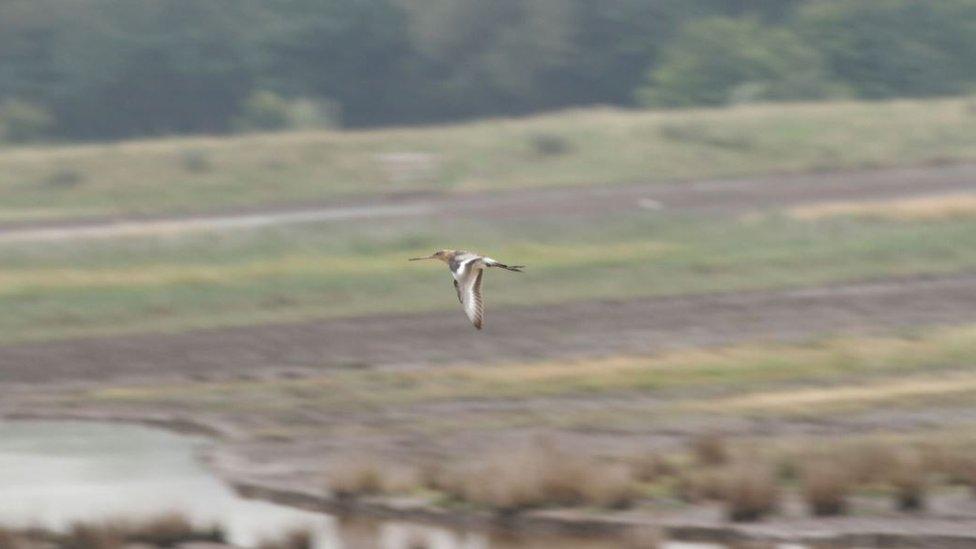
[1,210,976,342]
[1,97,975,221]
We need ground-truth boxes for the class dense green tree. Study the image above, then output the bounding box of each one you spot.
[397,0,717,118]
[637,17,843,108]
[0,0,973,141]
[0,99,54,142]
[264,0,414,126]
[794,0,976,99]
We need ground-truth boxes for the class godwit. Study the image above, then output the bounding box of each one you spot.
[409,250,524,330]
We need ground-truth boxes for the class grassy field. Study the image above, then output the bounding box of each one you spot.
[6,99,976,533]
[1,208,975,342]
[1,97,975,221]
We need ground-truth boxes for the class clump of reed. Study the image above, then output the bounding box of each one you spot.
[691,432,729,467]
[258,528,314,549]
[58,513,223,549]
[841,439,899,486]
[723,462,780,522]
[326,455,419,499]
[0,528,29,549]
[888,451,928,511]
[628,451,677,483]
[674,467,727,503]
[439,439,639,513]
[800,458,851,516]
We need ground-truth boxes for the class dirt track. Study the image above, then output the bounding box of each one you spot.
[3,272,976,385]
[0,163,974,241]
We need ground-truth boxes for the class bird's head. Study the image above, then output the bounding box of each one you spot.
[409,249,452,263]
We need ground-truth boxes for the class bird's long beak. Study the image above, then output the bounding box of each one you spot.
[409,255,436,261]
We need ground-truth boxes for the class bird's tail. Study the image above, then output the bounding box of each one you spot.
[496,263,524,273]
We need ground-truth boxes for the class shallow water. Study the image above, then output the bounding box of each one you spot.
[0,421,731,548]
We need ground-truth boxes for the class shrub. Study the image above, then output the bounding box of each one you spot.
[842,439,898,485]
[258,528,313,549]
[235,91,290,131]
[638,17,843,108]
[0,99,54,143]
[63,523,124,549]
[691,432,729,466]
[965,463,976,498]
[801,459,850,516]
[675,468,727,503]
[180,149,213,173]
[795,0,976,99]
[234,91,337,132]
[444,439,638,512]
[326,456,387,499]
[724,463,779,522]
[126,513,223,546]
[659,122,754,150]
[43,169,84,189]
[0,528,27,549]
[529,133,572,157]
[889,452,927,511]
[60,514,224,549]
[629,452,677,482]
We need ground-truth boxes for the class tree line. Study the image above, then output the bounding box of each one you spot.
[1,0,974,142]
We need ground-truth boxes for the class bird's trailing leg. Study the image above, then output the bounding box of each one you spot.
[492,263,524,273]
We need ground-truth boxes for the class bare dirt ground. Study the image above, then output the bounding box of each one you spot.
[0,272,975,386]
[0,163,974,241]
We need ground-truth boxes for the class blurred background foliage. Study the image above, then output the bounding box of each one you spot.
[0,0,974,142]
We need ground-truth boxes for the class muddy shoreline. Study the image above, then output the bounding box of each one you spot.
[4,410,976,547]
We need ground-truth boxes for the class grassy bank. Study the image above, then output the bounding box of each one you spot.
[0,208,975,342]
[1,98,974,221]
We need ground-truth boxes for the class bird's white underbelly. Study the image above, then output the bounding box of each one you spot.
[452,258,484,281]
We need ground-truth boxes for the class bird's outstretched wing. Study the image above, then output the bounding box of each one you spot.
[458,267,485,330]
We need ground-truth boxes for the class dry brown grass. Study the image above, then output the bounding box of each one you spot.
[790,194,976,222]
[691,432,729,466]
[962,460,976,497]
[0,529,28,549]
[60,514,223,549]
[126,513,223,546]
[326,456,398,499]
[258,528,313,549]
[628,452,677,483]
[723,463,780,522]
[801,459,851,516]
[62,523,123,549]
[0,516,222,549]
[702,374,976,414]
[888,452,928,511]
[442,439,638,512]
[675,467,728,503]
[842,439,899,485]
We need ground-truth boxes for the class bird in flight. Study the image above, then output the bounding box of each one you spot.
[409,250,524,330]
